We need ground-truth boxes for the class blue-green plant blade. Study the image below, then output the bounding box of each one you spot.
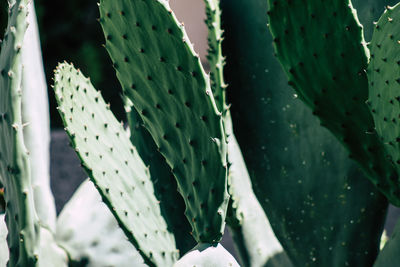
[21,0,57,233]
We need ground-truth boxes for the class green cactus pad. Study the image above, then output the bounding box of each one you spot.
[0,0,41,265]
[173,243,239,267]
[354,0,399,41]
[204,1,290,264]
[99,0,228,243]
[125,100,196,256]
[204,0,226,112]
[267,0,400,205]
[222,0,388,265]
[56,179,146,267]
[225,113,292,267]
[367,4,400,182]
[53,62,177,266]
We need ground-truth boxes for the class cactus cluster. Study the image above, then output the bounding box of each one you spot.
[5,0,400,266]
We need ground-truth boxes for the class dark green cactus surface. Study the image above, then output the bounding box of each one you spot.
[125,99,196,255]
[98,0,229,244]
[0,0,40,265]
[53,63,178,266]
[204,0,291,265]
[368,3,400,180]
[267,0,400,205]
[221,0,388,265]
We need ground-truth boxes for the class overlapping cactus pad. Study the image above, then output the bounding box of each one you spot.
[125,101,196,255]
[99,0,229,243]
[53,63,177,266]
[267,0,400,205]
[368,3,400,181]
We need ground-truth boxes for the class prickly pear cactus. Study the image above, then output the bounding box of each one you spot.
[222,0,388,266]
[98,0,229,244]
[54,62,178,266]
[368,3,400,183]
[204,0,290,265]
[0,0,40,265]
[266,0,400,205]
[204,0,227,112]
[125,99,196,255]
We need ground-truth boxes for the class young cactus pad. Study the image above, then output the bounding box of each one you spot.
[99,0,229,243]
[267,0,400,205]
[368,3,400,183]
[53,63,177,266]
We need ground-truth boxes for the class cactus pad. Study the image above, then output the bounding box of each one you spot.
[99,0,229,243]
[125,100,196,255]
[0,0,40,265]
[222,0,388,265]
[368,4,400,184]
[204,0,227,112]
[267,0,400,205]
[53,62,177,266]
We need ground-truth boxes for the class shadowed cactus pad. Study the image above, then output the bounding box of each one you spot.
[125,99,196,255]
[223,0,389,265]
[267,0,400,205]
[99,0,229,243]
